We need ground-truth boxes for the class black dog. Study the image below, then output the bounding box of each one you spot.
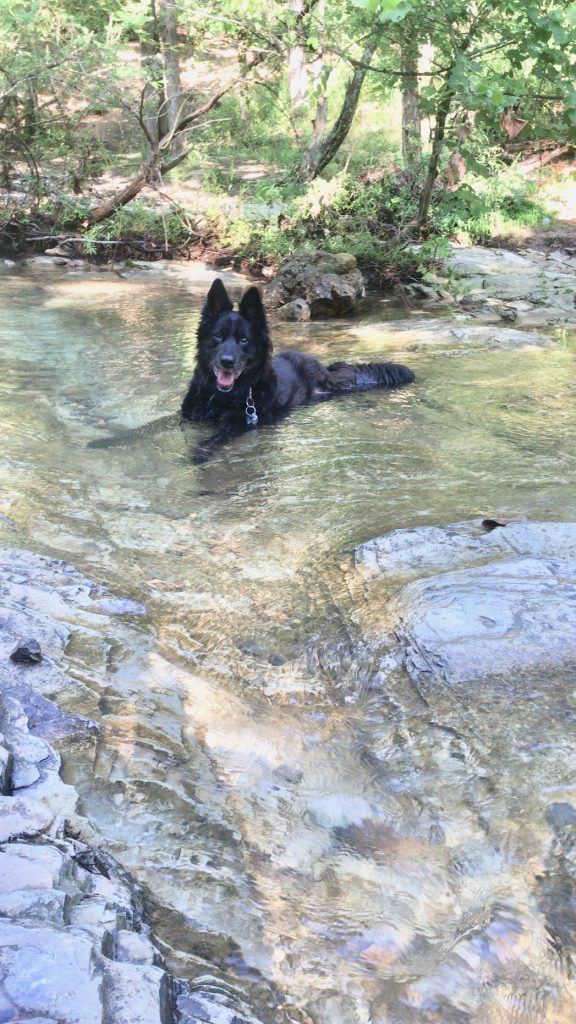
[181,278,415,463]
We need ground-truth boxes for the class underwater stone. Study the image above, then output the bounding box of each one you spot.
[10,638,42,664]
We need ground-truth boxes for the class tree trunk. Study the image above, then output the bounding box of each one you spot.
[87,173,149,225]
[416,81,454,230]
[23,86,39,140]
[401,29,421,171]
[86,86,232,226]
[140,35,161,149]
[295,37,378,180]
[297,0,327,177]
[289,0,309,113]
[155,0,184,154]
[237,40,251,132]
[300,95,328,177]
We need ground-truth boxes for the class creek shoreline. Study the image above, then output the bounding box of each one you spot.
[4,240,576,330]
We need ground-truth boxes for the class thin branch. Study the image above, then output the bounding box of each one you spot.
[167,79,238,137]
[27,235,128,244]
[137,85,156,150]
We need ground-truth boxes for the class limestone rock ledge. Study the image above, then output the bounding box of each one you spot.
[355,520,576,690]
[448,245,576,328]
[0,549,264,1024]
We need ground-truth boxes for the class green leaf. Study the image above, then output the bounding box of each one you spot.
[566,2,576,27]
[377,0,413,20]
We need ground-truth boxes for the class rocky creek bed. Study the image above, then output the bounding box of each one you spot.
[0,549,265,1024]
[1,255,576,1023]
[4,518,576,1022]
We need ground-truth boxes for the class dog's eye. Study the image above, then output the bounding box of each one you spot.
[212,334,222,345]
[239,337,250,349]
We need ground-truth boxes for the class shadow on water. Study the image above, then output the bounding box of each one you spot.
[2,265,576,1022]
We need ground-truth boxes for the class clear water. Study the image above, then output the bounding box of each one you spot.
[2,265,576,1023]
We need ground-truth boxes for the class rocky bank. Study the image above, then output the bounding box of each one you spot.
[7,240,576,332]
[0,548,264,1024]
[426,243,576,329]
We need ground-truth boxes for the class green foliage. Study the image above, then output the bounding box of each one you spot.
[85,203,192,248]
[431,173,549,243]
[209,171,427,282]
[0,0,573,274]
[39,194,92,227]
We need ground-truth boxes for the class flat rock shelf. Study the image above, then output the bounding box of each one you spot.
[0,547,265,1024]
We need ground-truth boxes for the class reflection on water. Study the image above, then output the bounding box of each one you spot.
[2,265,576,1022]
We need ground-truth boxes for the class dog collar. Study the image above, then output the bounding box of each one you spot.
[246,387,258,428]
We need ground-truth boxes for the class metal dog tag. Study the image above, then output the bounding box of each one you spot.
[246,388,258,428]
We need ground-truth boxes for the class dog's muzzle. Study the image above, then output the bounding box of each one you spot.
[213,365,242,392]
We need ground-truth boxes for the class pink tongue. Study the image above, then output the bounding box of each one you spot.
[216,370,235,388]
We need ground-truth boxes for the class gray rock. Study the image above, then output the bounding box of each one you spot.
[1,925,102,1024]
[406,281,439,300]
[306,271,364,317]
[114,929,156,965]
[176,979,265,1024]
[0,887,66,924]
[265,250,364,318]
[29,256,64,269]
[268,653,285,666]
[445,244,576,328]
[276,297,311,321]
[357,520,576,689]
[1,692,56,790]
[15,1019,59,1024]
[10,638,42,663]
[391,556,576,687]
[0,739,10,794]
[68,895,118,934]
[356,520,576,582]
[0,844,64,891]
[0,548,146,709]
[0,795,54,841]
[8,688,99,757]
[101,961,166,1024]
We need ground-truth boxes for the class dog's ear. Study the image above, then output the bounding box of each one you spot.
[203,278,233,318]
[238,286,266,325]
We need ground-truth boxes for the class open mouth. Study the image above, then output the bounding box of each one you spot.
[214,367,241,392]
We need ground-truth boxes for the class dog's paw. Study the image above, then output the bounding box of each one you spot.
[191,446,211,465]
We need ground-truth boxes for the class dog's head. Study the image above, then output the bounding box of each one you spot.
[197,279,272,393]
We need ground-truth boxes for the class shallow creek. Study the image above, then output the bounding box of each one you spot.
[1,265,576,1023]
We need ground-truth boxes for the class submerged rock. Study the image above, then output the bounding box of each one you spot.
[10,637,42,663]
[351,318,552,354]
[0,687,265,1024]
[0,546,266,1024]
[356,520,576,687]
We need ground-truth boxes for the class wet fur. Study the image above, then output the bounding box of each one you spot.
[182,278,415,463]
